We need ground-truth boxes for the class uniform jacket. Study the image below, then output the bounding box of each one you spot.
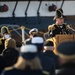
[1,67,50,75]
[56,62,75,75]
[43,50,60,69]
[0,56,6,74]
[0,38,5,54]
[37,52,55,75]
[46,23,73,38]
[2,48,19,67]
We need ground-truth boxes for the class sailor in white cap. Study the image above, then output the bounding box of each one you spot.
[31,37,55,75]
[25,28,38,44]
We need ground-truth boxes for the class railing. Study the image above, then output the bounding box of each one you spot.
[0,24,29,38]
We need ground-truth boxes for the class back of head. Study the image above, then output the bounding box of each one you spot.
[44,41,54,47]
[31,37,44,52]
[3,47,19,66]
[15,45,42,70]
[44,41,54,51]
[20,45,37,60]
[57,41,75,60]
[56,41,75,75]
[5,38,16,49]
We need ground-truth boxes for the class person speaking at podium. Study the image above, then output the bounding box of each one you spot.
[44,8,75,40]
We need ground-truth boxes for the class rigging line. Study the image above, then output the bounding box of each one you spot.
[25,0,30,24]
[37,0,42,23]
[10,26,45,34]
[12,1,18,17]
[60,0,65,9]
[12,1,18,24]
[37,0,42,17]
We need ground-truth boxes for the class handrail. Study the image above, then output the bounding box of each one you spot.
[0,24,30,38]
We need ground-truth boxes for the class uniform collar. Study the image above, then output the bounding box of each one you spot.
[55,23,64,28]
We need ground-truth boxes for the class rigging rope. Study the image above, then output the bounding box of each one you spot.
[9,26,45,34]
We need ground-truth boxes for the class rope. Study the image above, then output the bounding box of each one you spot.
[10,27,21,32]
[9,26,45,34]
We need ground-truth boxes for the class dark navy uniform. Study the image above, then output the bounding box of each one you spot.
[0,55,6,74]
[44,23,72,40]
[56,41,75,75]
[48,23,72,37]
[0,37,6,54]
[56,63,75,75]
[2,67,50,75]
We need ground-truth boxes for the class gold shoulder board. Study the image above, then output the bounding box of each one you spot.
[48,24,55,31]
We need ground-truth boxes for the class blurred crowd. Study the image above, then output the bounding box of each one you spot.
[0,8,75,75]
[0,25,75,75]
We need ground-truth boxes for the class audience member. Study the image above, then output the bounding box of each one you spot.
[43,41,60,69]
[2,38,19,67]
[25,28,38,44]
[56,41,75,75]
[0,26,10,54]
[1,45,49,75]
[31,37,55,75]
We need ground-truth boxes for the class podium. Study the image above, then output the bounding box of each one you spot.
[46,34,75,54]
